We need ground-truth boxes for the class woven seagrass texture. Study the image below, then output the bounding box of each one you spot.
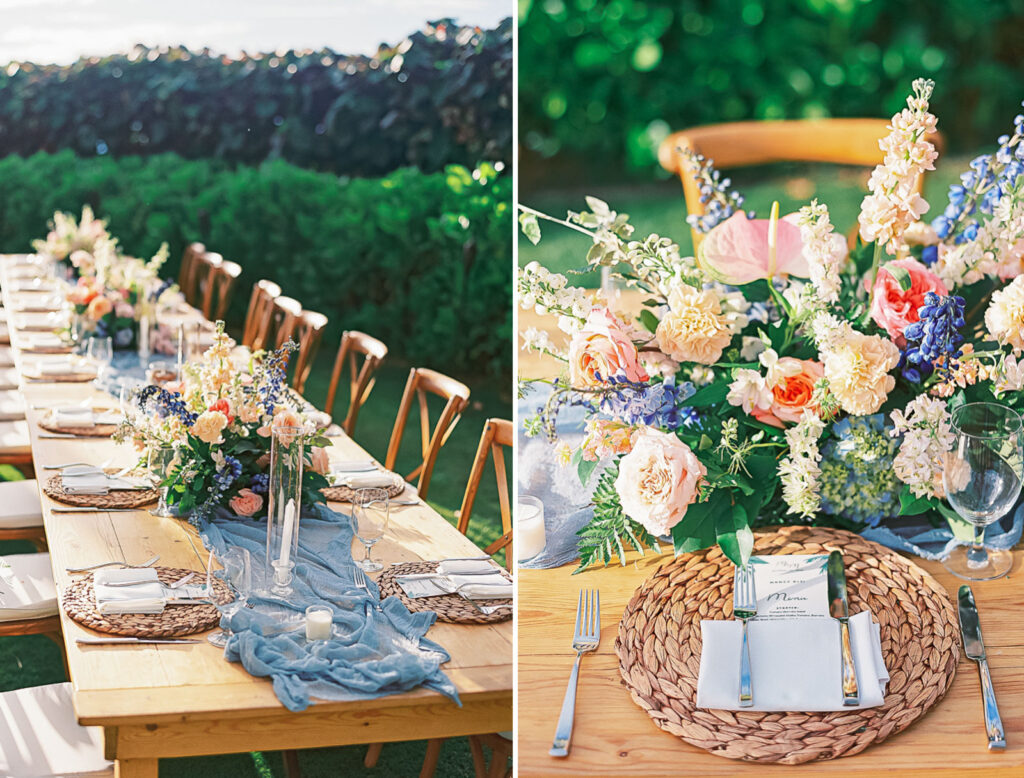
[377,560,512,625]
[615,526,959,764]
[62,566,232,637]
[44,472,159,508]
[322,475,405,503]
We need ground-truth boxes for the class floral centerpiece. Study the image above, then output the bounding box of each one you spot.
[115,324,332,525]
[32,205,115,276]
[518,78,1024,571]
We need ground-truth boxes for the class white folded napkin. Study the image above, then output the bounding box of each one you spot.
[61,472,151,494]
[52,408,120,428]
[336,472,397,489]
[94,568,165,615]
[38,359,88,376]
[447,572,512,599]
[329,459,377,473]
[696,611,888,711]
[22,332,65,349]
[437,559,500,576]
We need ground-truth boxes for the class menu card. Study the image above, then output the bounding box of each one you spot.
[748,554,829,619]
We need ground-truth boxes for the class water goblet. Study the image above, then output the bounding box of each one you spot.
[352,488,390,573]
[87,335,113,385]
[942,402,1024,581]
[147,445,179,518]
[208,547,252,648]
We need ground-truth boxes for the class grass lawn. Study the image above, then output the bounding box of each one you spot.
[0,328,512,777]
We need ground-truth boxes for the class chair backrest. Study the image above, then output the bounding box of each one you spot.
[325,330,389,436]
[241,280,282,350]
[177,242,205,307]
[191,251,223,314]
[456,418,513,569]
[286,310,329,394]
[267,295,303,351]
[202,259,242,322]
[385,367,471,500]
[658,118,946,247]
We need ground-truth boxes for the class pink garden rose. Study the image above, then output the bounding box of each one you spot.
[310,446,330,475]
[751,358,824,428]
[868,258,947,344]
[86,295,113,321]
[614,427,706,537]
[568,308,649,388]
[229,488,263,517]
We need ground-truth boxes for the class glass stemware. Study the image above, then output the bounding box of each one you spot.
[942,402,1024,581]
[87,335,113,385]
[208,547,252,648]
[147,445,179,518]
[353,488,390,573]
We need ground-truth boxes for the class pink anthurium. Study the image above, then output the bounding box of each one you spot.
[697,205,811,286]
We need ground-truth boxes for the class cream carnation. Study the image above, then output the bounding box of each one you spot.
[985,275,1024,352]
[655,284,732,365]
[191,410,229,445]
[822,328,899,415]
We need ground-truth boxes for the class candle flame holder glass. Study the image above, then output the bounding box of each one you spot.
[265,425,304,597]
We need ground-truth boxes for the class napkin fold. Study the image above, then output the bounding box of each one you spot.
[336,471,397,489]
[53,408,120,428]
[22,332,65,350]
[447,572,513,599]
[94,568,165,615]
[328,459,377,473]
[437,559,500,576]
[696,611,888,711]
[61,472,151,494]
[38,359,87,376]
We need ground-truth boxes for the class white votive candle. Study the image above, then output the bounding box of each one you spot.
[305,605,333,641]
[517,495,546,562]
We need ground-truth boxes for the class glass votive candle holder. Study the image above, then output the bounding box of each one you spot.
[517,495,546,562]
[305,605,334,642]
[146,360,180,388]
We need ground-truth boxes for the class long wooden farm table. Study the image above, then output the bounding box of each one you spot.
[1,258,512,777]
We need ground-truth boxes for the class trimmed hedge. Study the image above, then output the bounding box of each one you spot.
[0,19,512,177]
[0,151,511,378]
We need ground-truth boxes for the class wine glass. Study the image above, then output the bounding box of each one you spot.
[208,547,252,648]
[352,489,390,573]
[942,402,1024,581]
[87,335,113,385]
[147,445,179,518]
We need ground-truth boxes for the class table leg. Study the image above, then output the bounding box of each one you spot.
[115,758,158,778]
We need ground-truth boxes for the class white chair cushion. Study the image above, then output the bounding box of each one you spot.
[0,480,42,529]
[0,683,112,777]
[0,390,26,421]
[0,420,30,451]
[0,368,19,390]
[0,553,56,621]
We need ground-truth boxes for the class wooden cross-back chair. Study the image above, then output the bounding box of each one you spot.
[190,251,223,314]
[385,368,470,500]
[658,118,946,248]
[267,295,303,351]
[282,310,328,394]
[177,241,205,308]
[241,280,281,350]
[324,331,388,437]
[201,259,242,322]
[456,418,513,569]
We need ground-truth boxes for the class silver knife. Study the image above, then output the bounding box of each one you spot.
[958,585,1006,749]
[76,637,202,645]
[827,550,859,706]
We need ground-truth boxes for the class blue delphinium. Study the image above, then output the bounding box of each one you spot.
[249,472,270,495]
[599,374,696,430]
[248,341,296,414]
[902,292,965,380]
[682,150,753,234]
[818,415,901,528]
[138,385,198,426]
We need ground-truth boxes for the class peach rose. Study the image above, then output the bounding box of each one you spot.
[237,403,262,424]
[257,407,305,443]
[86,295,113,321]
[568,308,649,388]
[655,285,733,365]
[868,258,947,345]
[615,427,706,537]
[229,488,263,517]
[67,278,99,305]
[190,410,229,444]
[752,358,824,428]
[310,446,330,475]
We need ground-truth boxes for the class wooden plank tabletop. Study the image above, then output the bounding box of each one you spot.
[0,257,511,775]
[517,286,1024,776]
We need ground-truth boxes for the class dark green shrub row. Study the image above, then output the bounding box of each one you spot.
[519,0,1024,179]
[0,19,511,178]
[0,151,511,378]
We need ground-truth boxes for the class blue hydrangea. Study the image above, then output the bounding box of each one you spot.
[818,415,901,528]
[902,292,965,378]
[599,374,696,430]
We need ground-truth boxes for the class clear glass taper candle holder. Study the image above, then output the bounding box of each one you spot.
[265,425,304,597]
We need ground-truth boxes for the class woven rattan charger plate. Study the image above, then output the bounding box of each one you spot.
[322,473,406,503]
[63,566,232,637]
[377,561,512,624]
[615,526,959,765]
[38,409,117,437]
[44,471,159,508]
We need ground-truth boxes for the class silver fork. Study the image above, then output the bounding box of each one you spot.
[550,589,600,757]
[733,564,757,707]
[66,554,159,574]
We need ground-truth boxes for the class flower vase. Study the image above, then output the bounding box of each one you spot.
[265,425,304,597]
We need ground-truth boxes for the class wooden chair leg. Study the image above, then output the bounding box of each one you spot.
[282,749,301,778]
[468,735,487,778]
[44,631,69,679]
[419,738,444,778]
[364,742,384,768]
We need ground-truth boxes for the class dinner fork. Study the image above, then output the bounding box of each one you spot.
[550,589,600,758]
[733,563,757,708]
[66,555,159,574]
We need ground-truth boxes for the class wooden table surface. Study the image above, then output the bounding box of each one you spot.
[517,288,1024,776]
[1,258,512,777]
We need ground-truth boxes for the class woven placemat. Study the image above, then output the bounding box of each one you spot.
[22,368,97,382]
[18,342,73,354]
[615,526,959,765]
[322,474,406,503]
[44,472,159,508]
[377,560,512,624]
[38,411,117,437]
[62,566,232,637]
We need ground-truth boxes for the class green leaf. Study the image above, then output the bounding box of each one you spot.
[898,484,933,516]
[671,490,722,555]
[687,381,729,408]
[518,211,541,244]
[716,502,754,566]
[574,462,661,573]
[639,309,659,334]
[882,261,912,291]
[577,455,598,486]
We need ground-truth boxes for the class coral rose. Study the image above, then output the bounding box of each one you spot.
[567,308,649,388]
[655,285,733,365]
[310,446,330,475]
[86,295,113,321]
[822,331,900,416]
[868,258,947,345]
[229,488,263,517]
[614,427,706,537]
[190,410,229,444]
[752,358,824,428]
[208,398,234,423]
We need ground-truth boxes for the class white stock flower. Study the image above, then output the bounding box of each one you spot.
[778,409,825,518]
[797,200,846,304]
[727,368,772,413]
[890,396,954,499]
